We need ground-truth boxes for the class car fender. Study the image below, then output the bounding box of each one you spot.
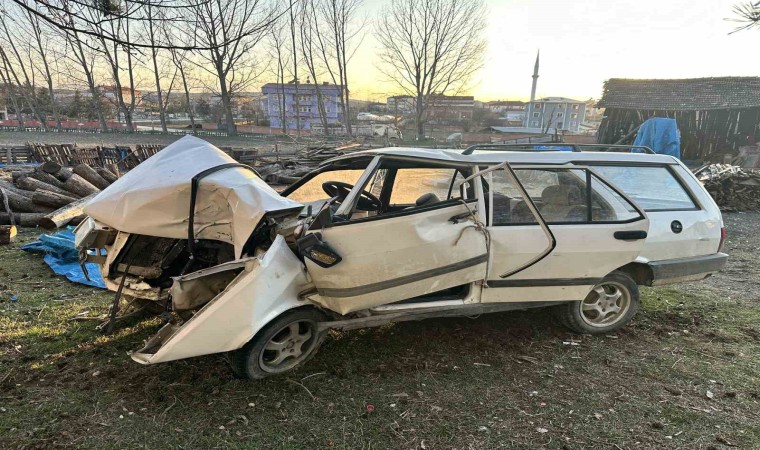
[131,235,313,364]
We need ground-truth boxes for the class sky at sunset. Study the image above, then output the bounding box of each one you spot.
[347,0,760,102]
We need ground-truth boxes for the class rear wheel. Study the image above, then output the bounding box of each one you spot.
[228,308,327,380]
[558,271,639,335]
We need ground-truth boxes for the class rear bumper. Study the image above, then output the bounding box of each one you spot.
[647,253,728,286]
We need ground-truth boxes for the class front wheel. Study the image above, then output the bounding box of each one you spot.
[558,271,639,335]
[228,308,327,380]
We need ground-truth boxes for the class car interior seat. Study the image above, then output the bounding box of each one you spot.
[539,185,584,222]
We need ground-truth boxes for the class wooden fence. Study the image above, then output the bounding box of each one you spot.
[0,143,164,170]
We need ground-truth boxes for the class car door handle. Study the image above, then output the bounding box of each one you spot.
[449,211,475,224]
[614,230,648,240]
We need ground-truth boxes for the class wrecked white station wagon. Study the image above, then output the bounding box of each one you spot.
[75,136,727,379]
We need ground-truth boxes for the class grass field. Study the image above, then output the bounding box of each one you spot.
[1,222,759,449]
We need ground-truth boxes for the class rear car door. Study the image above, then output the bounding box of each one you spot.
[302,157,488,315]
[480,163,650,303]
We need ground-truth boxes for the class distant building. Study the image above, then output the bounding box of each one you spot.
[525,97,586,132]
[261,82,345,130]
[0,105,7,121]
[427,94,475,124]
[486,100,526,124]
[386,95,416,115]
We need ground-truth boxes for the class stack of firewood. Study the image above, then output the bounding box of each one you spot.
[697,164,760,211]
[0,162,120,229]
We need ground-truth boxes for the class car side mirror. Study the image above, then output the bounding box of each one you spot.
[297,233,342,268]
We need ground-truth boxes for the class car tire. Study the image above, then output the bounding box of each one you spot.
[228,308,327,380]
[558,271,639,335]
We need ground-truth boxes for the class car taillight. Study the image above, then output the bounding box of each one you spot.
[718,227,727,253]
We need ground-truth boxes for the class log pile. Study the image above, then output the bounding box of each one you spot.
[0,162,120,229]
[697,164,760,212]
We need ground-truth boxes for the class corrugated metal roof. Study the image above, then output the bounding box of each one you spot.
[597,77,760,110]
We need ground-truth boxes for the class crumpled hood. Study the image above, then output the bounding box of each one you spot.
[83,135,303,256]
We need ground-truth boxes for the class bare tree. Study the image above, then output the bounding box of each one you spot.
[288,0,301,134]
[189,0,278,136]
[147,4,169,132]
[0,15,48,130]
[266,23,291,133]
[167,45,198,133]
[60,14,109,131]
[90,7,141,133]
[0,53,25,129]
[24,9,63,131]
[375,0,486,140]
[730,2,760,33]
[318,0,365,136]
[299,2,331,134]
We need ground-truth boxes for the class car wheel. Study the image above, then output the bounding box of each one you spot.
[559,271,639,335]
[228,308,327,380]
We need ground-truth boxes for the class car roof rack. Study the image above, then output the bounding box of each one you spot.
[461,143,656,155]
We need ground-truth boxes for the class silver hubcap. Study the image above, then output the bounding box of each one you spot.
[259,321,316,373]
[579,281,630,328]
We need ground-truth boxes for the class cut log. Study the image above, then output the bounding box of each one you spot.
[0,225,17,244]
[38,193,96,229]
[106,164,121,178]
[62,174,100,197]
[32,189,78,208]
[73,164,110,190]
[0,189,38,212]
[41,160,62,174]
[52,167,74,182]
[30,170,69,191]
[16,176,76,197]
[11,170,33,182]
[96,166,119,184]
[0,179,36,197]
[0,212,44,227]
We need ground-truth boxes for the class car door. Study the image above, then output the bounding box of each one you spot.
[477,162,650,303]
[301,157,489,315]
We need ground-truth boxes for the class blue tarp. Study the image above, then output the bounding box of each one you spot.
[633,118,681,159]
[21,227,106,288]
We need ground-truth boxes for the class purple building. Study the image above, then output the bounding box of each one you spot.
[261,82,345,130]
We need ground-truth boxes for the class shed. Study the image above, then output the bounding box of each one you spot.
[596,77,760,160]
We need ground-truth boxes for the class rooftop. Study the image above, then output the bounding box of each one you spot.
[598,77,760,110]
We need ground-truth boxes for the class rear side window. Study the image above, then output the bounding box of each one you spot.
[489,168,642,225]
[591,166,697,211]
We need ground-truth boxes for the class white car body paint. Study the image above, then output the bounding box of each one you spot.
[131,236,312,364]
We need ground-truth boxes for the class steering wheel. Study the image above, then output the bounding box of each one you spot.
[322,181,383,211]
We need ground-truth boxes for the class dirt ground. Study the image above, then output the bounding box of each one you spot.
[0,214,758,449]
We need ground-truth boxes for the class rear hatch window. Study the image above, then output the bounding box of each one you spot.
[591,166,697,211]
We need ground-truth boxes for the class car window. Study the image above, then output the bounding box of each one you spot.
[591,166,697,211]
[489,168,641,225]
[389,168,463,205]
[286,170,364,203]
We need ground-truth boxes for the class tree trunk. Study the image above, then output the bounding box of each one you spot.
[16,176,75,197]
[38,194,96,229]
[0,188,39,213]
[0,225,17,244]
[52,167,75,182]
[73,164,110,190]
[32,190,78,208]
[0,213,44,227]
[41,160,62,174]
[30,171,68,191]
[96,167,119,184]
[62,174,100,197]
